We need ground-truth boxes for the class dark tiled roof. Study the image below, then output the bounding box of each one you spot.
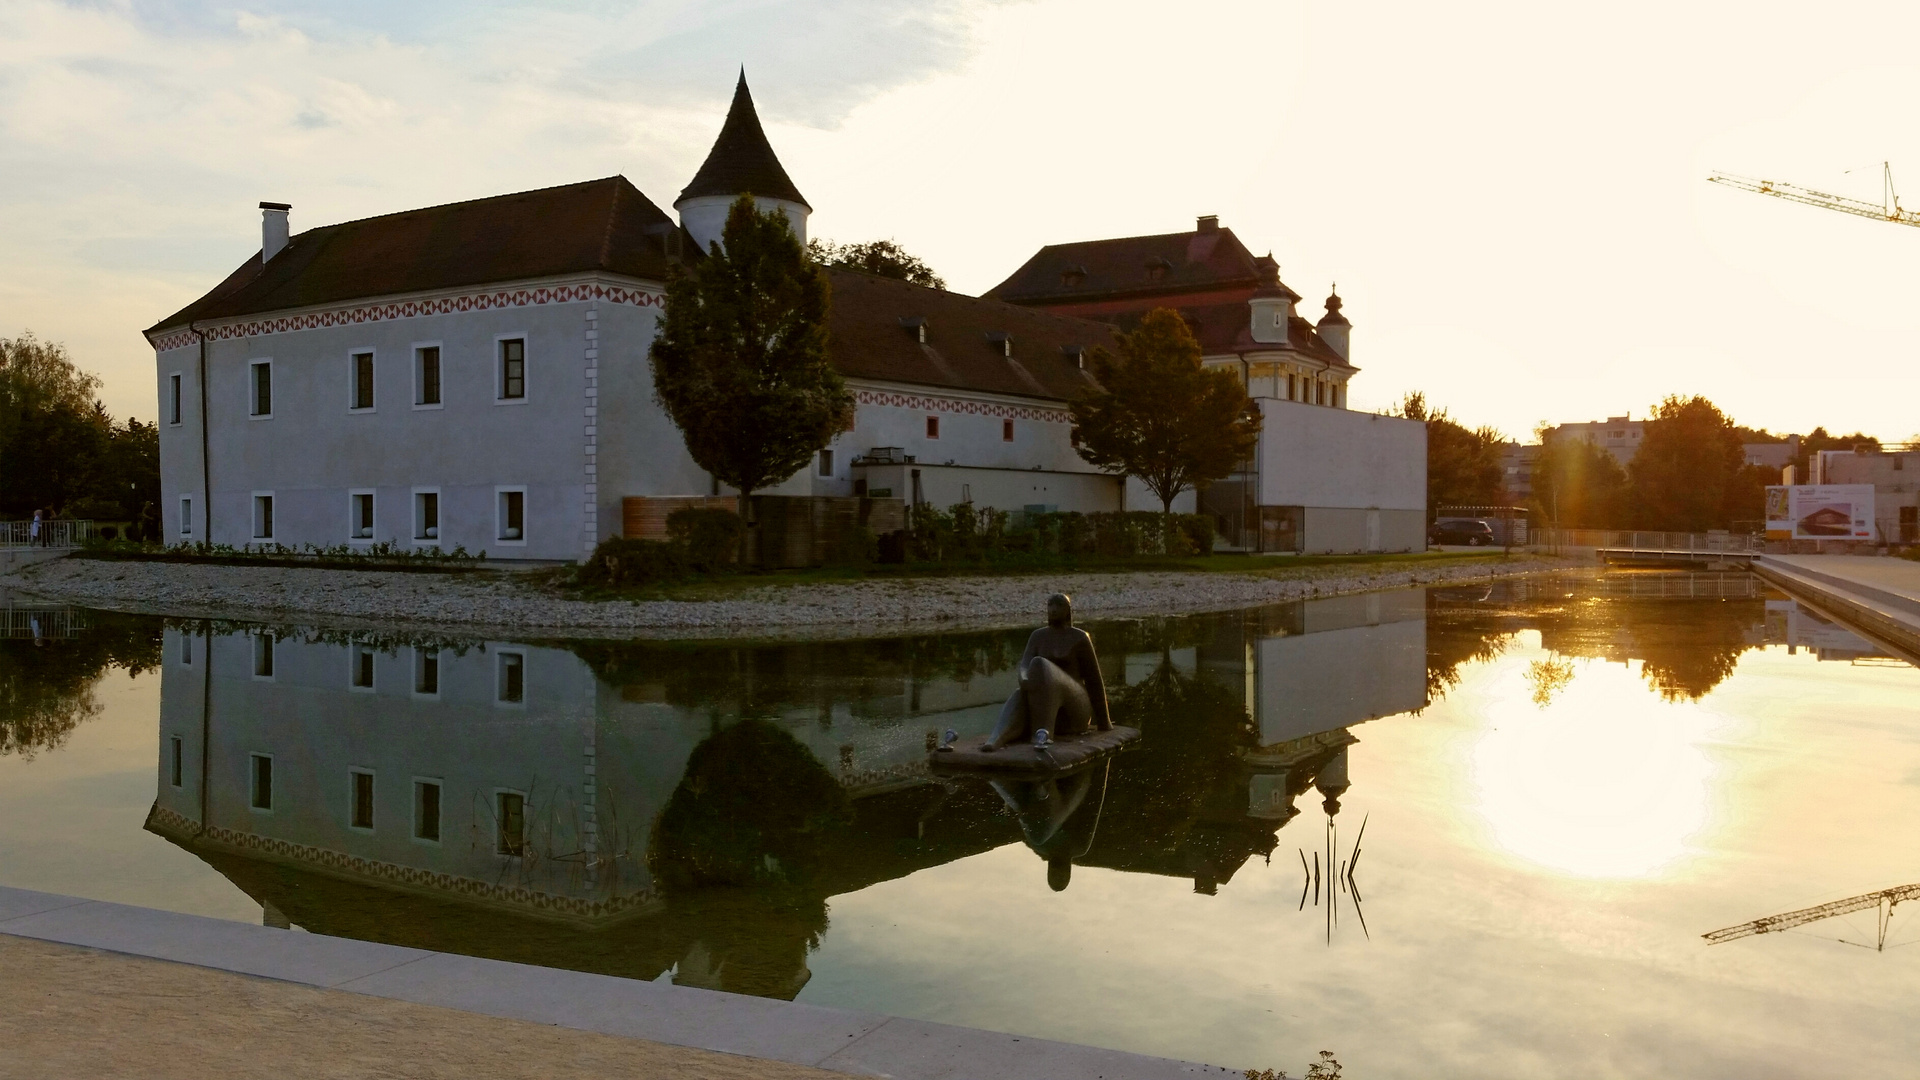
[1097,301,1353,370]
[823,268,1115,402]
[148,177,689,333]
[983,226,1267,305]
[676,73,810,209]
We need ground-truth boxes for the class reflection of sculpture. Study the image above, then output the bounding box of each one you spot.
[984,594,1110,751]
[989,765,1105,891]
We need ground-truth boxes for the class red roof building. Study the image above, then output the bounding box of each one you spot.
[986,215,1356,409]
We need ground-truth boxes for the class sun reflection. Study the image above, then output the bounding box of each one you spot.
[1471,642,1725,879]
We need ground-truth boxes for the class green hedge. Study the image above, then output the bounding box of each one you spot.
[905,504,1214,564]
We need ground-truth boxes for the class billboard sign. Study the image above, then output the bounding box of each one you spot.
[1765,484,1875,541]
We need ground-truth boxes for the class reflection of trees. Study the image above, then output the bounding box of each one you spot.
[567,614,1226,720]
[1424,576,1765,703]
[1,611,162,759]
[649,717,854,890]
[1424,586,1523,704]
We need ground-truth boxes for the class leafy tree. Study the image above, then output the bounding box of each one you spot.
[1624,395,1766,531]
[651,196,855,536]
[1797,425,1881,482]
[1394,392,1505,517]
[1532,426,1628,527]
[1071,308,1262,517]
[806,237,946,290]
[1,331,112,518]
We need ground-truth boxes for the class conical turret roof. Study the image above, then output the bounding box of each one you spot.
[677,71,810,210]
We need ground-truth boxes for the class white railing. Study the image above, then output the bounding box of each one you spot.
[0,606,89,639]
[1534,528,1764,554]
[0,519,92,548]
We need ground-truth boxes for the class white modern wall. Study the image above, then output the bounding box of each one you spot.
[1256,399,1426,512]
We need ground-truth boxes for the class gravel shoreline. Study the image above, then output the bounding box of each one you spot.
[2,553,1581,641]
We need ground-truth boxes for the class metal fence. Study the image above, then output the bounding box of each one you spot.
[1532,528,1764,554]
[0,519,92,548]
[0,606,89,639]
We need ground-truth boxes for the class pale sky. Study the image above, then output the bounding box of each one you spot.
[6,0,1920,442]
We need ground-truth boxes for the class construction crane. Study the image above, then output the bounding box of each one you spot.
[1708,162,1920,228]
[1704,881,1920,950]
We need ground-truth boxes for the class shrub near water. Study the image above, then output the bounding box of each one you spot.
[908,505,1215,563]
[580,506,746,587]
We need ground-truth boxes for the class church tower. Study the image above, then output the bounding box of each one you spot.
[675,71,812,252]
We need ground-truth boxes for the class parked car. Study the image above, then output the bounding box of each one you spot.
[1430,518,1496,546]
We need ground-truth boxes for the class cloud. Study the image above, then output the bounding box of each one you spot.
[0,0,1011,420]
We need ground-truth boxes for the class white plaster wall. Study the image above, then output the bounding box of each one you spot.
[1256,399,1426,512]
[161,294,597,561]
[854,462,1122,514]
[675,194,807,252]
[593,299,716,536]
[155,344,207,540]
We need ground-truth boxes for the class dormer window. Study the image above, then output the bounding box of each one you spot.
[1060,264,1087,288]
[899,316,928,343]
[985,331,1011,357]
[1145,256,1172,282]
[1062,344,1086,370]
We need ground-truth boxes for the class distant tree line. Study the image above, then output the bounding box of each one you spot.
[1399,390,1876,533]
[0,331,161,533]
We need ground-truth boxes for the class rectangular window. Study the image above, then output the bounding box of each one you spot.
[179,633,192,666]
[253,494,273,539]
[414,781,441,842]
[169,374,182,425]
[414,649,439,695]
[250,754,273,811]
[180,496,192,537]
[497,792,526,856]
[416,346,441,406]
[818,449,834,477]
[498,489,525,541]
[500,339,526,400]
[169,736,183,788]
[253,633,275,678]
[351,645,375,689]
[925,415,940,439]
[251,361,272,417]
[349,770,375,830]
[351,351,374,410]
[414,491,439,541]
[498,652,524,704]
[1287,373,1297,400]
[1003,419,1015,442]
[350,491,374,540]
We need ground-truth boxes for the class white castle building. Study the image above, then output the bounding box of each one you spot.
[147,74,1422,561]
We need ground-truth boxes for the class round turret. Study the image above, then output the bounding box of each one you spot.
[676,71,811,252]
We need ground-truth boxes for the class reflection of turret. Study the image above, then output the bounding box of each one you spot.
[1315,746,1350,817]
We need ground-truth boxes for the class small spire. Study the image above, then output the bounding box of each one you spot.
[1319,285,1349,326]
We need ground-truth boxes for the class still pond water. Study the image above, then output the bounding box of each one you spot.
[3,572,1918,1078]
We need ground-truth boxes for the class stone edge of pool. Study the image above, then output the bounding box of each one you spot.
[1753,555,1920,663]
[0,884,1236,1080]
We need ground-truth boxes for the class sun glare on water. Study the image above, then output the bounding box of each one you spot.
[1469,644,1727,879]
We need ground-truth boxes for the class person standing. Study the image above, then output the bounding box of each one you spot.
[28,509,43,547]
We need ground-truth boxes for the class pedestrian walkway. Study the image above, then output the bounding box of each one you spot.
[0,885,1225,1080]
[1755,555,1920,661]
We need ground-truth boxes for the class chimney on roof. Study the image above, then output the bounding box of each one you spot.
[1197,215,1219,233]
[260,202,291,264]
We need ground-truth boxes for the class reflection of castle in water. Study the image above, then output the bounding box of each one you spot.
[146,593,1427,997]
